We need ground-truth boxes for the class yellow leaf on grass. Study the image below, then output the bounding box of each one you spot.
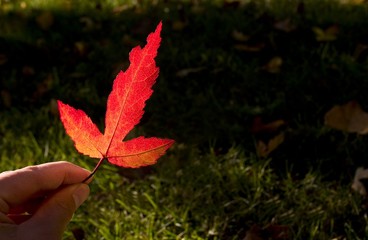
[324,101,368,134]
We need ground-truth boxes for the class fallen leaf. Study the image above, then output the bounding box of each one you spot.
[312,25,339,42]
[232,30,250,42]
[274,19,296,32]
[262,56,283,73]
[58,22,174,171]
[251,117,286,134]
[324,101,368,134]
[256,132,285,158]
[74,41,88,57]
[352,167,368,195]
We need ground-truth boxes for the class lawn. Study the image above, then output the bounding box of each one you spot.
[2,0,368,239]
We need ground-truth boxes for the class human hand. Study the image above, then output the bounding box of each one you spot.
[0,161,91,240]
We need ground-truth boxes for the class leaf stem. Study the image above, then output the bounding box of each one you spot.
[82,157,106,183]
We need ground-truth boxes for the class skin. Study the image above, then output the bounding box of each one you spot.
[0,161,91,240]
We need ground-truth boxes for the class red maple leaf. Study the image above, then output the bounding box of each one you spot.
[57,22,174,179]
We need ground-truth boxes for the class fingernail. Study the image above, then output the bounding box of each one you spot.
[72,184,90,208]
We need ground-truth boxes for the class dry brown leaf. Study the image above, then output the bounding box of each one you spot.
[251,117,286,134]
[256,132,285,158]
[324,101,368,134]
[351,167,368,195]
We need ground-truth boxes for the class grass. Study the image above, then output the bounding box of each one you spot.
[1,110,367,239]
[2,0,368,239]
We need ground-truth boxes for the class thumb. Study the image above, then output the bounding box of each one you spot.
[18,184,89,240]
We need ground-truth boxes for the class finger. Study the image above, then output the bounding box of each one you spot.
[18,183,89,240]
[0,212,15,224]
[6,197,44,224]
[6,213,31,224]
[8,197,44,215]
[0,223,17,239]
[0,161,91,213]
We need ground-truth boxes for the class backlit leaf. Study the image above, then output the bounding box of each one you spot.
[58,22,174,170]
